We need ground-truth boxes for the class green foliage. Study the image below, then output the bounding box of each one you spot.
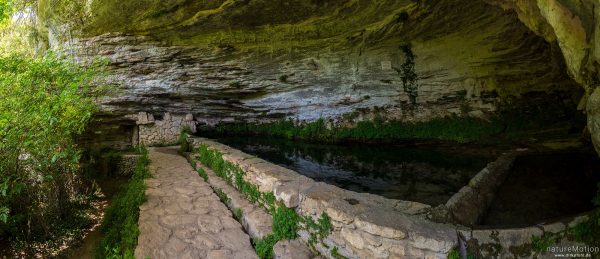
[447,249,460,259]
[213,115,523,143]
[233,208,243,221]
[96,146,149,259]
[272,206,299,240]
[197,167,208,181]
[0,53,104,243]
[253,234,278,259]
[331,246,346,259]
[177,125,192,145]
[214,187,230,205]
[394,44,418,105]
[0,0,11,24]
[197,144,274,209]
[531,233,557,252]
[569,182,600,245]
[278,74,288,82]
[303,212,333,250]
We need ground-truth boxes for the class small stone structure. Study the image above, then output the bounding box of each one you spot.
[184,137,590,258]
[135,112,197,146]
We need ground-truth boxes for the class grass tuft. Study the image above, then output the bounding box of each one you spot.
[95,146,149,259]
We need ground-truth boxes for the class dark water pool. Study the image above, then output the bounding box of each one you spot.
[218,136,496,206]
[480,151,600,228]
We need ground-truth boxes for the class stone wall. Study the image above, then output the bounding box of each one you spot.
[431,151,519,226]
[114,154,141,176]
[135,112,197,146]
[185,137,460,258]
[184,137,590,258]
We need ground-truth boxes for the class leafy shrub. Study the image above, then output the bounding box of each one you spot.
[272,206,299,240]
[253,234,278,259]
[0,53,105,245]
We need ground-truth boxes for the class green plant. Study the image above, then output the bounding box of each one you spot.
[253,234,278,259]
[177,125,192,145]
[331,246,346,259]
[394,44,418,105]
[278,74,289,82]
[447,249,460,259]
[568,182,600,245]
[210,109,553,144]
[196,145,335,257]
[0,53,107,252]
[197,167,208,181]
[233,208,243,221]
[272,206,299,240]
[531,233,557,252]
[95,146,149,259]
[229,81,242,88]
[214,187,231,205]
[303,212,333,250]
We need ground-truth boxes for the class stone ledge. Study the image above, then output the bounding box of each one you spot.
[431,150,521,226]
[185,137,458,258]
[183,137,592,258]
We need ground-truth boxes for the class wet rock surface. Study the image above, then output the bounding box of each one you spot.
[135,147,257,259]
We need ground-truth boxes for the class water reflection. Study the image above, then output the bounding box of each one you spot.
[218,136,494,206]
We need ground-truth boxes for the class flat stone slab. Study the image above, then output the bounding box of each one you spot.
[198,162,273,240]
[273,239,313,259]
[135,147,257,259]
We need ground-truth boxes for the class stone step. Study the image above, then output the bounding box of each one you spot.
[199,161,273,239]
[185,152,315,259]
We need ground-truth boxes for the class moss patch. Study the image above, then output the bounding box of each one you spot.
[95,146,149,259]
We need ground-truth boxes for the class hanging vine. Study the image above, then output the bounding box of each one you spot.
[394,44,419,105]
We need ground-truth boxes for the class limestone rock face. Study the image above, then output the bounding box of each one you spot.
[588,88,600,154]
[47,0,594,147]
[487,0,600,154]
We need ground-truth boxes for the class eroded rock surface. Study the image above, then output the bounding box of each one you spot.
[487,0,600,154]
[135,147,257,259]
[55,0,579,125]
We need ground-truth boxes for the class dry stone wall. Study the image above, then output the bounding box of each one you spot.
[184,137,591,258]
[185,137,458,258]
[135,112,197,146]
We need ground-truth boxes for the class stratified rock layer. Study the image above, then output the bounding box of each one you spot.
[60,1,577,119]
[46,0,600,151]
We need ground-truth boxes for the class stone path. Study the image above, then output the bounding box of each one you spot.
[135,147,258,259]
[193,160,273,240]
